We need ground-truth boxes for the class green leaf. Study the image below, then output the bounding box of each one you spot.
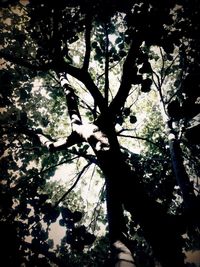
[72,211,83,222]
[141,78,152,92]
[123,107,131,117]
[129,115,137,124]
[115,37,122,44]
[119,50,127,58]
[84,233,96,245]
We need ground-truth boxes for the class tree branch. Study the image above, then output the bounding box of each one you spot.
[118,132,163,149]
[0,51,106,113]
[87,183,105,232]
[59,73,110,151]
[37,132,83,152]
[0,51,51,71]
[57,65,107,113]
[104,22,109,106]
[15,126,55,144]
[108,40,142,118]
[1,50,106,114]
[16,125,82,152]
[54,162,91,207]
[82,15,92,70]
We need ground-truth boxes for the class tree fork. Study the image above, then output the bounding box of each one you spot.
[58,73,136,266]
[56,73,185,267]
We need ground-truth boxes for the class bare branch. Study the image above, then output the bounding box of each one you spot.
[87,183,105,232]
[159,46,165,82]
[58,68,107,113]
[83,15,92,70]
[104,22,109,106]
[55,162,91,207]
[109,40,142,118]
[118,132,165,150]
[38,132,83,152]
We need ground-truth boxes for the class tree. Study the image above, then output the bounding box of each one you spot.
[0,1,200,266]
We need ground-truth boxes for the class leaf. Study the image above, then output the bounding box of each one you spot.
[72,211,83,222]
[19,112,28,124]
[60,207,72,219]
[92,42,98,48]
[115,36,122,44]
[123,107,131,117]
[66,219,74,229]
[31,238,40,248]
[119,50,127,58]
[59,219,66,227]
[19,90,29,101]
[84,233,96,245]
[129,115,137,124]
[141,78,152,92]
[66,232,73,244]
[48,239,54,249]
[139,61,152,74]
[167,99,182,120]
[43,205,60,223]
[131,74,142,85]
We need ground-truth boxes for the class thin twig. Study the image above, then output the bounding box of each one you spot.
[54,162,91,207]
[87,183,106,232]
[118,132,164,150]
[28,163,92,231]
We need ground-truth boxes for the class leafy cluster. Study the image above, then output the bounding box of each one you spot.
[1,0,200,266]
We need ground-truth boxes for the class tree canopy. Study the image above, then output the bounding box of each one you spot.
[0,0,200,266]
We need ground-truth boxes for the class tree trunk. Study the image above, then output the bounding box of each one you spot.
[113,240,136,267]
[168,134,197,212]
[92,125,185,267]
[56,74,185,267]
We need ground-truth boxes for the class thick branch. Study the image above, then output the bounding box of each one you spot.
[17,125,80,153]
[15,126,55,144]
[37,132,82,152]
[57,65,107,113]
[59,73,110,151]
[109,40,142,117]
[105,22,109,106]
[0,52,106,113]
[82,15,92,70]
[168,133,197,209]
[78,70,107,113]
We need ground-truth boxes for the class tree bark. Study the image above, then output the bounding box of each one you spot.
[168,131,197,212]
[92,129,185,267]
[51,73,186,267]
[113,240,136,267]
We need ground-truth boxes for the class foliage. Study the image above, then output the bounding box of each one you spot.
[1,0,200,266]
